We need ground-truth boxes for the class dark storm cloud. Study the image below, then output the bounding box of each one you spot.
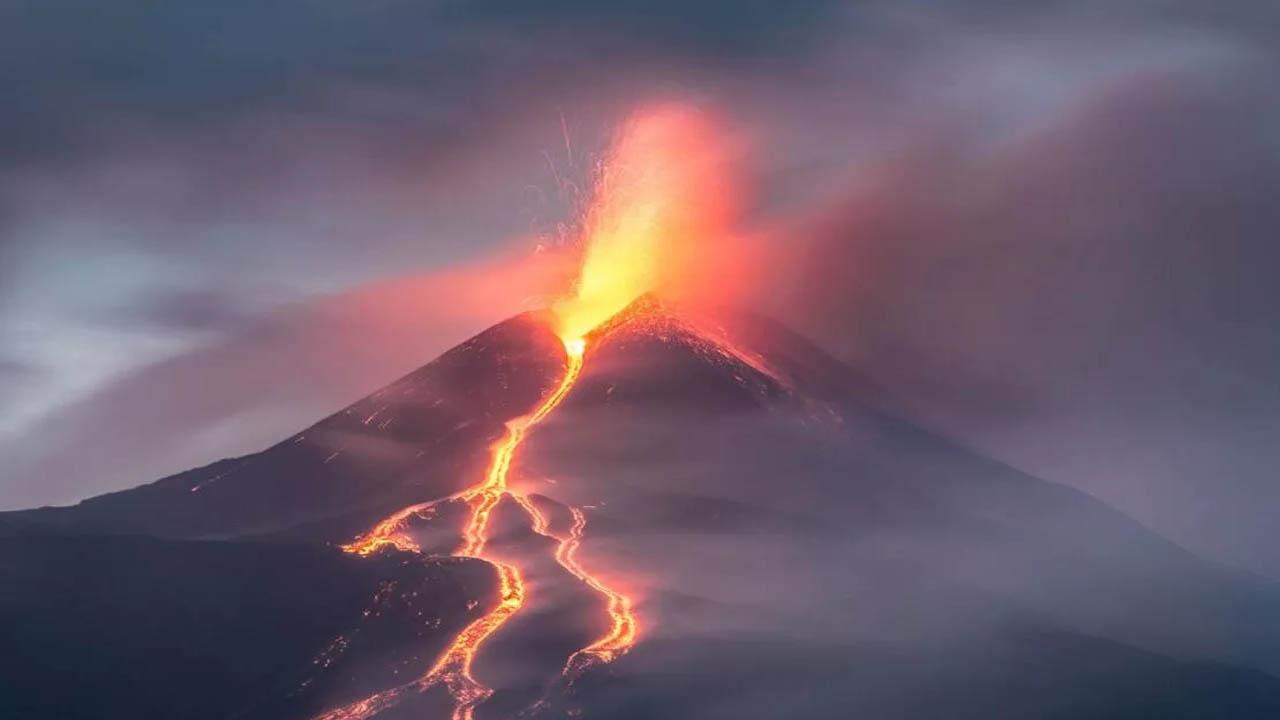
[0,0,840,166]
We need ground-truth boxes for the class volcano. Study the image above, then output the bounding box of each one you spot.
[4,297,1280,720]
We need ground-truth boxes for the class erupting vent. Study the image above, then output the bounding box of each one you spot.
[314,105,751,720]
[316,291,785,720]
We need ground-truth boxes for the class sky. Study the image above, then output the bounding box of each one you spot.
[2,1,1279,575]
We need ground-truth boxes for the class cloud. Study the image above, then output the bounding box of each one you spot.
[747,56,1280,574]
[0,357,38,401]
[0,0,842,167]
[3,0,1280,580]
[0,247,571,509]
[93,288,260,335]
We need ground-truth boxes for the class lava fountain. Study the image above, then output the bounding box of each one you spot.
[315,104,744,720]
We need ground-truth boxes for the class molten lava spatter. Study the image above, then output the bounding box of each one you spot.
[316,104,752,720]
[342,501,436,556]
[552,106,740,340]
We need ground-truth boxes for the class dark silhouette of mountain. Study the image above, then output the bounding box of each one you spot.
[0,534,493,720]
[3,297,1279,719]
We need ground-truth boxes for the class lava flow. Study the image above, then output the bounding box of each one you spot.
[512,497,638,672]
[314,104,742,720]
[317,335,615,720]
[422,335,587,720]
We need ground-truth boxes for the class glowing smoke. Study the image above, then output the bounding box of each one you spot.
[553,104,746,340]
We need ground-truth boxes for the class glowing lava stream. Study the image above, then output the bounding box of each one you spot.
[317,334,637,720]
[315,104,750,719]
[511,498,637,671]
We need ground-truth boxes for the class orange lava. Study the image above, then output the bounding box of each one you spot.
[417,337,588,719]
[316,337,598,720]
[342,501,436,555]
[318,305,782,720]
[457,337,585,559]
[512,497,639,673]
[558,507,638,667]
[315,103,746,720]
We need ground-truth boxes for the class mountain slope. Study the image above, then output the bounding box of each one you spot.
[3,298,1279,719]
[0,535,492,720]
[0,312,565,542]
[507,302,1280,719]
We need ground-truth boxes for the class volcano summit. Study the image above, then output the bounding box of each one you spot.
[4,297,1280,719]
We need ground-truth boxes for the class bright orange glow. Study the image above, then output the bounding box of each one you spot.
[558,507,638,667]
[552,104,743,340]
[341,501,435,556]
[316,103,756,720]
[512,496,639,674]
[319,301,782,720]
[419,558,526,720]
[317,337,591,720]
[457,336,584,559]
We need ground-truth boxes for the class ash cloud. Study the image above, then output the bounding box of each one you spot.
[746,43,1280,576]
